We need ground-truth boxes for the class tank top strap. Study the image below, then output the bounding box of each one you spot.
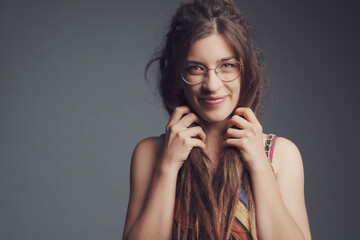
[264,134,278,175]
[265,134,278,163]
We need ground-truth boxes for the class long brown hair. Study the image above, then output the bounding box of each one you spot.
[146,0,264,239]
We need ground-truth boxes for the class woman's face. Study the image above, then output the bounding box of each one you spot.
[182,33,241,123]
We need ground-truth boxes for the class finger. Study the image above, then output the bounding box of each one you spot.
[167,106,191,130]
[234,107,261,126]
[226,115,251,129]
[184,126,206,142]
[224,127,243,140]
[223,138,244,149]
[190,138,206,150]
[178,112,202,128]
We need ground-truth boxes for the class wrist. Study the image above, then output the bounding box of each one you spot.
[157,156,181,176]
[151,160,179,190]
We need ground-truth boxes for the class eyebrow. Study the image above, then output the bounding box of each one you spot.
[185,56,238,65]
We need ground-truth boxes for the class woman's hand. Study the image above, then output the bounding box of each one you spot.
[224,107,268,172]
[161,106,206,172]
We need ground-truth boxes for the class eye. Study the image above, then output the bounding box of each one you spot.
[218,62,238,73]
[184,65,205,75]
[220,62,235,69]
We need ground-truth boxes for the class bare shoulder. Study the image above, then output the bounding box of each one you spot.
[123,135,165,238]
[270,136,311,239]
[273,136,301,158]
[261,133,303,174]
[271,136,304,177]
[131,135,165,177]
[133,136,164,159]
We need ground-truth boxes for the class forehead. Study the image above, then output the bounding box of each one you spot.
[187,34,237,64]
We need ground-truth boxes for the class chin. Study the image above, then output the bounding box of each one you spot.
[198,111,232,123]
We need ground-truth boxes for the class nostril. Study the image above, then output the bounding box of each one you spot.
[202,71,223,93]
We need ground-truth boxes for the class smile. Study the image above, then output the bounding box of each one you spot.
[199,96,227,106]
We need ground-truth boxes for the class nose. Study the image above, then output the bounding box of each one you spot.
[202,69,222,92]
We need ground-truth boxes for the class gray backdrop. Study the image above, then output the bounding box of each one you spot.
[1,0,359,239]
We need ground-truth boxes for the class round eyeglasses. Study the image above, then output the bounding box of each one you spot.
[180,60,244,85]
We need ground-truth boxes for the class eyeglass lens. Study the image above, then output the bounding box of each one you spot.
[182,61,242,85]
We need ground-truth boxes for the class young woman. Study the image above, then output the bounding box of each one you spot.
[123,0,311,239]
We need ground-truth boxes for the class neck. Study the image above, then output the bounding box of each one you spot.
[202,120,228,168]
[203,121,226,140]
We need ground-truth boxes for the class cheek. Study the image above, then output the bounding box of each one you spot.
[236,85,241,99]
[236,80,241,97]
[183,87,197,102]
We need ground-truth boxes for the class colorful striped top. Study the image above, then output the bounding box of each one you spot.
[172,134,278,240]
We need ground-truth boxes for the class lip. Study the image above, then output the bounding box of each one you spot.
[199,96,227,106]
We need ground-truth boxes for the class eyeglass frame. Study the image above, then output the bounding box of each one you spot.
[180,60,244,85]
